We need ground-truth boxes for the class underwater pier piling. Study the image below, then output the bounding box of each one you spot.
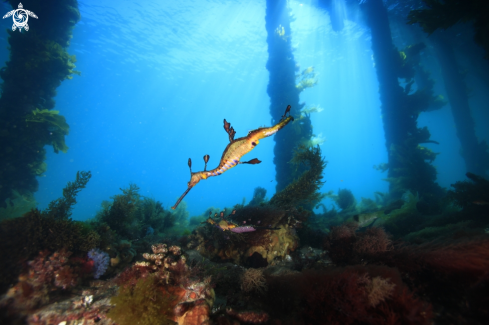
[361,0,444,204]
[431,33,489,176]
[265,0,312,192]
[0,0,81,206]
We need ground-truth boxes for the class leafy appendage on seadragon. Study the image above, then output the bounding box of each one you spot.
[171,105,294,209]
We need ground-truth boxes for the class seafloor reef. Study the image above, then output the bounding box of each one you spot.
[1,147,489,325]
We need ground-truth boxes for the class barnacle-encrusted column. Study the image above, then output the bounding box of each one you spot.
[361,0,443,207]
[265,0,312,192]
[0,0,80,206]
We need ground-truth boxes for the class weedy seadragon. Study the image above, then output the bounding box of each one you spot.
[172,105,294,209]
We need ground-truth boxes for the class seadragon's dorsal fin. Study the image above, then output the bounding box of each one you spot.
[223,119,236,143]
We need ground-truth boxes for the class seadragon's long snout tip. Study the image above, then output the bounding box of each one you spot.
[172,186,193,210]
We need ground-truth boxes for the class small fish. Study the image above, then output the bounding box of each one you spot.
[230,226,256,233]
[202,217,215,225]
[243,221,246,224]
[217,219,237,231]
[257,220,261,224]
[353,212,379,228]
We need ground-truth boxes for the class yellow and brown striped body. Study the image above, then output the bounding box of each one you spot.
[172,113,294,209]
[199,115,294,180]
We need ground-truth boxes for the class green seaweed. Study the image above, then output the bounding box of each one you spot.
[188,207,221,230]
[378,191,424,237]
[269,145,326,209]
[358,197,379,214]
[402,221,475,243]
[22,210,99,255]
[135,197,176,235]
[307,204,340,233]
[25,108,70,153]
[448,172,489,209]
[95,184,184,239]
[0,209,100,294]
[336,189,356,211]
[168,201,189,235]
[108,275,177,325]
[0,190,37,221]
[95,184,141,239]
[296,66,318,93]
[42,171,92,220]
[248,187,268,207]
[384,141,444,208]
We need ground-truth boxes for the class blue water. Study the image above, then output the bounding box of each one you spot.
[2,0,484,220]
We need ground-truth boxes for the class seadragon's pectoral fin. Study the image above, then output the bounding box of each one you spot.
[240,158,261,165]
